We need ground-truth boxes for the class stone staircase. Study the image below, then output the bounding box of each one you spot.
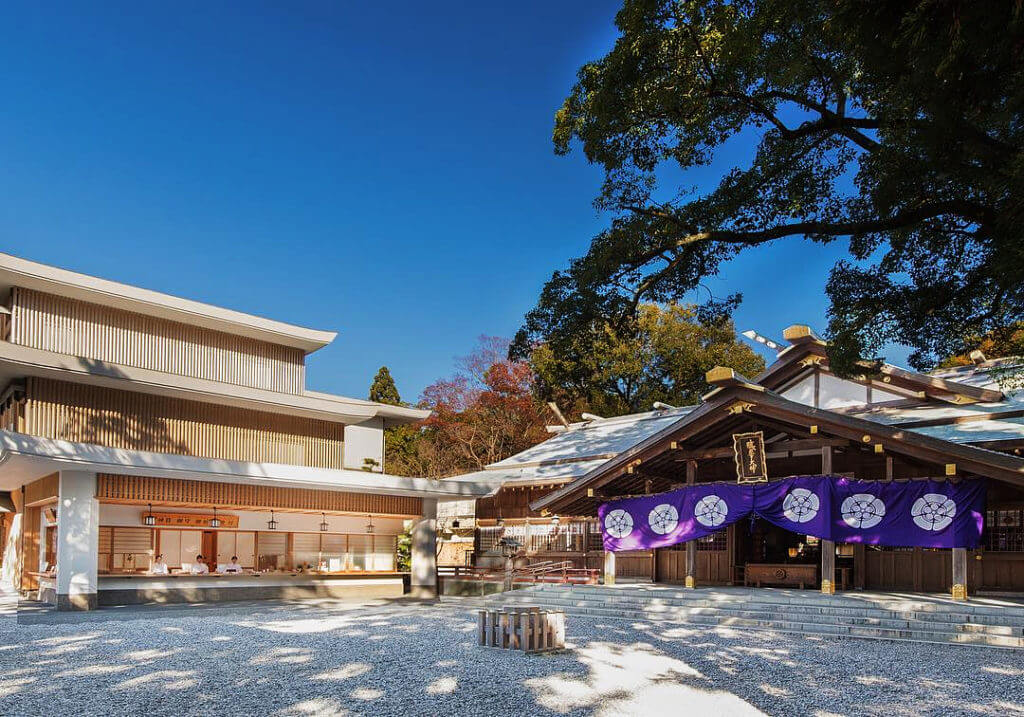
[446,583,1024,649]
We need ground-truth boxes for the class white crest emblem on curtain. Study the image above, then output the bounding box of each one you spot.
[911,494,957,531]
[840,493,886,529]
[782,488,820,524]
[604,509,634,538]
[694,495,728,528]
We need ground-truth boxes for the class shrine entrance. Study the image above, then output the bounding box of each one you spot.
[738,517,823,589]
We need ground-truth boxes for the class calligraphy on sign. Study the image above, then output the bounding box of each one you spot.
[733,431,768,483]
[145,513,240,528]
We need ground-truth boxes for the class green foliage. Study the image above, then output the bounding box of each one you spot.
[517,0,1024,375]
[369,366,402,406]
[396,524,412,572]
[530,303,765,416]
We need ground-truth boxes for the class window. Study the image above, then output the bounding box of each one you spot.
[985,509,1024,552]
[696,530,728,552]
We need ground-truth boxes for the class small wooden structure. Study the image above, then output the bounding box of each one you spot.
[744,563,817,589]
[478,607,565,653]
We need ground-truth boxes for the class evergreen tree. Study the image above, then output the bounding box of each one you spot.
[368,366,402,406]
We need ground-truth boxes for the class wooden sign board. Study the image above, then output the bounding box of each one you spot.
[733,431,768,483]
[145,512,240,528]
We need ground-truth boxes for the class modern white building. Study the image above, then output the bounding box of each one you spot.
[0,253,488,609]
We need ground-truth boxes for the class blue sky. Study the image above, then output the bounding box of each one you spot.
[0,2,907,401]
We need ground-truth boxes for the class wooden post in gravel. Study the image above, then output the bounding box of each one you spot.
[820,446,836,595]
[685,460,697,589]
[952,548,968,601]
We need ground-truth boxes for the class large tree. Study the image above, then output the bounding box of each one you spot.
[386,337,550,478]
[530,303,765,416]
[517,0,1023,375]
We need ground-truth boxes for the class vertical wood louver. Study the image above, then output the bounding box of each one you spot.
[22,377,345,468]
[9,287,306,394]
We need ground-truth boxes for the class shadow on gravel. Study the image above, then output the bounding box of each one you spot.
[1,602,1020,716]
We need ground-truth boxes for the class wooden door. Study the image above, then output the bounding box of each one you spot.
[202,531,216,569]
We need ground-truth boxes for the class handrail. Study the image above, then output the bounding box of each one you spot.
[438,560,599,587]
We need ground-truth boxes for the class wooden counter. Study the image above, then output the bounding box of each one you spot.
[744,563,818,589]
[95,571,408,606]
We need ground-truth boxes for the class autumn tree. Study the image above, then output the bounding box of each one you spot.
[386,337,550,478]
[518,0,1024,376]
[529,303,764,416]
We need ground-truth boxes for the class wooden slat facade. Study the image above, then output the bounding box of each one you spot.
[23,473,59,507]
[22,377,345,467]
[11,287,306,394]
[96,474,423,518]
[21,505,41,591]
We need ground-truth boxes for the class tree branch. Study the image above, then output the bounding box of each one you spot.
[626,199,993,308]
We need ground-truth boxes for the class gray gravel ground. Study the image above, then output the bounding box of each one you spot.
[1,594,1022,717]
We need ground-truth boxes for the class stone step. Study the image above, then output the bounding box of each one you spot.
[479,591,1024,630]
[526,585,1024,621]
[450,597,1024,649]
[467,595,1024,637]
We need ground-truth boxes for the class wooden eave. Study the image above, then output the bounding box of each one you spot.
[530,385,1024,515]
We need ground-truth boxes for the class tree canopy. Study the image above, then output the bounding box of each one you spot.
[516,0,1024,375]
[386,337,550,478]
[530,303,764,416]
[368,366,402,406]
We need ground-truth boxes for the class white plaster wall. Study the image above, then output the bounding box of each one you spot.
[56,471,99,598]
[818,373,869,409]
[781,371,914,409]
[98,504,405,534]
[780,374,816,407]
[0,513,21,588]
[344,418,385,472]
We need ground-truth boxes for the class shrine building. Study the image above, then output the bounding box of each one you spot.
[444,326,1024,598]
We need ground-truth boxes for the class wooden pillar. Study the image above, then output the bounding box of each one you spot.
[685,460,697,589]
[952,548,968,601]
[820,446,835,594]
[603,549,616,586]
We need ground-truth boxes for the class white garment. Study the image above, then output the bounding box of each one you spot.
[190,563,210,575]
[151,562,169,575]
[224,563,243,573]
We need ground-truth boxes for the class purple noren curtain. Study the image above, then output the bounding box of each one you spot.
[597,475,985,552]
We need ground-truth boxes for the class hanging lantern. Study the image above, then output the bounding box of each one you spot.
[320,513,329,532]
[143,503,155,527]
[209,507,221,529]
[365,514,375,534]
[267,511,278,530]
[550,515,560,527]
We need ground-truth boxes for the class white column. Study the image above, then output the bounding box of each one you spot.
[410,498,437,598]
[56,471,99,610]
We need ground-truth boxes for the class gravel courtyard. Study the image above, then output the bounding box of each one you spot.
[1,592,1022,717]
